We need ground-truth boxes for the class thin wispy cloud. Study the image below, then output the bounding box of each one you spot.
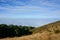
[30,0,60,8]
[0,0,60,7]
[0,6,60,18]
[0,0,30,7]
[0,0,60,26]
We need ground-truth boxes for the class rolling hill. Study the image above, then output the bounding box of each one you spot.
[32,21,60,34]
[0,20,60,40]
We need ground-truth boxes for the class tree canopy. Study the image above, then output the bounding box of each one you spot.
[0,24,35,38]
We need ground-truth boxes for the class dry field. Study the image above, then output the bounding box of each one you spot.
[0,32,60,40]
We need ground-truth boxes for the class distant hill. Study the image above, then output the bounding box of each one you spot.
[32,21,60,34]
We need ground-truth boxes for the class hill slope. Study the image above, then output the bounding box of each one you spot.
[32,21,60,33]
[0,21,60,40]
[0,32,60,40]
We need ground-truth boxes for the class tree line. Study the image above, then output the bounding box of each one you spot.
[0,24,35,38]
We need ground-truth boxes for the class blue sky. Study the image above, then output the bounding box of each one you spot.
[0,0,60,27]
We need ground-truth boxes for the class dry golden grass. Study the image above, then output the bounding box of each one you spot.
[0,32,60,40]
[32,21,60,33]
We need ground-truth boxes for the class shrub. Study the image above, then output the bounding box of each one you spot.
[55,30,60,34]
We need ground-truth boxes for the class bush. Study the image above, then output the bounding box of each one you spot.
[55,30,60,34]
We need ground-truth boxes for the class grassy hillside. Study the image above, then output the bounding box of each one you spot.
[0,32,60,40]
[32,21,60,34]
[0,21,60,40]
